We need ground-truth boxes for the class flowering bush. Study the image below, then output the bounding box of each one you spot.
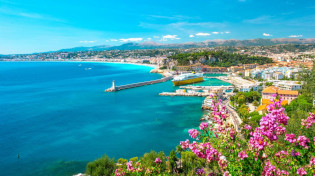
[180,98,315,175]
[87,97,314,176]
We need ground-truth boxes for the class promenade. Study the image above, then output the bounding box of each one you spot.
[224,100,242,132]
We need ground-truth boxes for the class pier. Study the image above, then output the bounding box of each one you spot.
[159,92,209,97]
[179,85,234,90]
[105,76,173,92]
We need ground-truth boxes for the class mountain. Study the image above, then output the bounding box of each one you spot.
[54,38,315,52]
[56,45,112,52]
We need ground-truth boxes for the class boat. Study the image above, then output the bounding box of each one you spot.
[172,73,204,86]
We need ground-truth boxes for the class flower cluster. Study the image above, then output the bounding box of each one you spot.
[275,150,288,158]
[196,168,205,175]
[297,136,310,149]
[301,113,315,129]
[188,129,200,139]
[262,161,289,175]
[249,100,289,151]
[178,98,314,175]
[238,150,248,160]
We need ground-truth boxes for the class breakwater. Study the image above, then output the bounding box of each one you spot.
[159,92,209,97]
[105,76,173,92]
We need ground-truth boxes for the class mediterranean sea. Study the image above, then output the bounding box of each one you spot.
[0,62,230,176]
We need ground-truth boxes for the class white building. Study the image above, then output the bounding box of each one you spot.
[275,81,302,91]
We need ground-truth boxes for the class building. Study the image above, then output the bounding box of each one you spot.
[245,70,251,77]
[228,66,243,73]
[276,81,302,90]
[261,86,299,104]
[256,99,289,115]
[273,72,284,80]
[243,64,257,70]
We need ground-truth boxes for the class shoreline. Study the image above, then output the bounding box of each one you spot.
[0,60,158,69]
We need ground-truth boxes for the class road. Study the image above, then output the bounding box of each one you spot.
[224,99,242,132]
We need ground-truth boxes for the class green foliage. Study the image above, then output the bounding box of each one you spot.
[168,50,273,67]
[86,155,116,176]
[231,91,261,107]
[129,157,138,163]
[253,100,259,107]
[299,61,315,98]
[159,66,167,69]
[118,158,128,165]
[181,151,206,175]
[140,150,167,170]
[247,111,263,128]
[238,104,249,118]
[237,94,246,105]
[265,82,273,86]
[168,150,178,173]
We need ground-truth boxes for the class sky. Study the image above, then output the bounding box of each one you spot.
[0,0,314,54]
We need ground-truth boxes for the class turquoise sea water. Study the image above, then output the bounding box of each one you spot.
[0,62,230,176]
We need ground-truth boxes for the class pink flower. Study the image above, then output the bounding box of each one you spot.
[301,113,315,128]
[223,171,230,176]
[275,150,288,158]
[310,156,315,166]
[155,157,161,164]
[296,167,307,176]
[238,151,248,160]
[180,139,190,150]
[285,133,296,143]
[199,122,209,130]
[188,129,200,139]
[244,124,252,130]
[196,168,205,175]
[297,135,310,149]
[126,161,134,171]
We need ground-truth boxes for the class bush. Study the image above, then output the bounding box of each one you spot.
[86,155,116,176]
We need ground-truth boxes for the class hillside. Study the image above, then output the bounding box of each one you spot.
[56,38,315,52]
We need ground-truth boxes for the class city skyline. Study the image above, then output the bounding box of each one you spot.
[0,0,314,54]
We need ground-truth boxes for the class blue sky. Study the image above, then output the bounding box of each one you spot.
[0,0,314,54]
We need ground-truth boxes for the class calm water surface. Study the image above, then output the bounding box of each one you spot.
[0,62,230,175]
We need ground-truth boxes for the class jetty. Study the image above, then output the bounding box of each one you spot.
[159,92,209,97]
[105,76,173,92]
[179,85,234,90]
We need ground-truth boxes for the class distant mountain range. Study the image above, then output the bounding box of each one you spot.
[52,38,315,52]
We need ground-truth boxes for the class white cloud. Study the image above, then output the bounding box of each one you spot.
[189,35,195,38]
[105,40,109,42]
[263,33,272,36]
[212,32,219,34]
[288,35,303,38]
[195,33,211,36]
[79,40,97,44]
[153,36,160,38]
[225,31,231,34]
[161,35,180,41]
[110,39,118,42]
[147,38,152,40]
[119,38,143,42]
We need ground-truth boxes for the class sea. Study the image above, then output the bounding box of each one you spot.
[0,61,231,176]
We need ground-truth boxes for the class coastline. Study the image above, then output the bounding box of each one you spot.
[0,60,174,77]
[0,60,158,69]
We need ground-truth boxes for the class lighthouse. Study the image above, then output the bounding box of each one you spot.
[111,80,117,91]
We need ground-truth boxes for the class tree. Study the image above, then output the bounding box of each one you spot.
[265,82,273,86]
[238,104,249,118]
[237,95,246,105]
